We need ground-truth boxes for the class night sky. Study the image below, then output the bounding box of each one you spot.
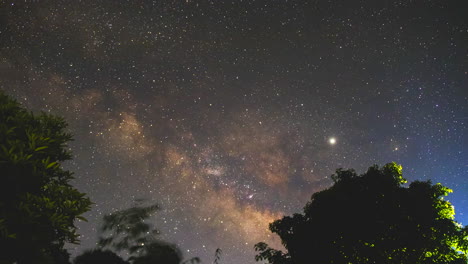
[1,1,468,263]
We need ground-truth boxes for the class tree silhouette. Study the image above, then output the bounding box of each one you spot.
[98,202,198,264]
[98,203,161,255]
[255,163,468,264]
[0,91,92,263]
[74,249,129,264]
[131,242,183,264]
[213,248,222,264]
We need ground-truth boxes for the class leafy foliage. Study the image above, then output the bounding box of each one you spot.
[255,163,468,264]
[97,202,199,264]
[213,248,222,264]
[131,242,183,264]
[0,91,92,263]
[98,203,160,254]
[73,249,128,264]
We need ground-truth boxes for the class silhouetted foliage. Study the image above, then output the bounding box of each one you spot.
[0,91,92,263]
[213,248,222,264]
[98,203,160,254]
[182,256,201,264]
[98,202,198,264]
[74,249,128,264]
[131,241,182,264]
[255,163,468,264]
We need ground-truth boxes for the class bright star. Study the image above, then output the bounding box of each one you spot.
[329,137,337,145]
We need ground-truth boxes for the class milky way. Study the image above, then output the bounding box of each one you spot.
[1,1,467,263]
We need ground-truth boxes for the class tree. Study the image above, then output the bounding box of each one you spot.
[97,202,199,264]
[255,163,468,264]
[131,242,183,264]
[98,203,163,257]
[74,249,128,264]
[213,248,222,264]
[0,91,92,263]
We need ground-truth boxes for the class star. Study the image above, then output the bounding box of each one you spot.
[329,137,337,145]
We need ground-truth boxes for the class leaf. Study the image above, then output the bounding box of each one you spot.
[46,161,57,169]
[35,146,48,151]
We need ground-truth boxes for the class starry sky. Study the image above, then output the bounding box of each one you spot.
[1,1,468,263]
